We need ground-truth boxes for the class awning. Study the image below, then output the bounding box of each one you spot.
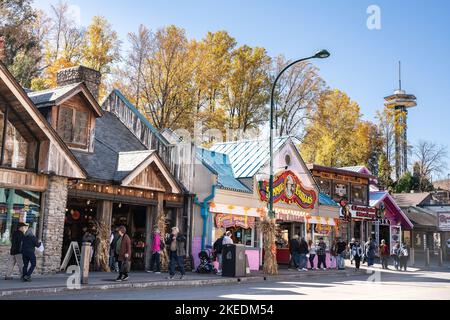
[307,216,336,226]
[209,202,262,217]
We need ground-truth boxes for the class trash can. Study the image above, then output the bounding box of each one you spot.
[222,244,246,277]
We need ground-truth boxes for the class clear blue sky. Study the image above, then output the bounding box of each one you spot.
[34,0,450,175]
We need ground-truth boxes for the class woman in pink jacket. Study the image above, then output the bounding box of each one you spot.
[147,228,163,273]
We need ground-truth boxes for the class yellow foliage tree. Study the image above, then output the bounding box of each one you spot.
[301,89,379,168]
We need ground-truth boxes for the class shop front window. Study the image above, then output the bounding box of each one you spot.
[351,184,368,206]
[0,188,41,245]
[226,226,254,246]
[332,181,349,202]
[310,223,333,249]
[317,178,332,196]
[0,108,38,170]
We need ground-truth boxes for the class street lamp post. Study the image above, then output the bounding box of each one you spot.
[268,50,330,219]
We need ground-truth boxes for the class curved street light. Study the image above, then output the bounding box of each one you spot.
[268,50,330,219]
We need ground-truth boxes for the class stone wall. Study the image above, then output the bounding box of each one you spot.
[39,176,69,274]
[0,176,68,276]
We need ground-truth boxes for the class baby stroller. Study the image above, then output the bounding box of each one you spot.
[196,249,217,274]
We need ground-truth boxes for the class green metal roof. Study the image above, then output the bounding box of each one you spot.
[210,136,292,178]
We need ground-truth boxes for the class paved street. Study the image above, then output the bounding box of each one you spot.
[8,268,450,300]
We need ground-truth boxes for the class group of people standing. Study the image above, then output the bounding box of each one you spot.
[349,237,410,271]
[285,236,411,272]
[108,225,187,281]
[4,222,42,282]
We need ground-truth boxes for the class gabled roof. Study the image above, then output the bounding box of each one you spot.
[308,163,376,179]
[339,166,373,175]
[0,62,86,179]
[71,111,148,182]
[120,151,182,194]
[196,148,251,193]
[210,136,292,178]
[27,82,102,117]
[72,111,181,193]
[370,191,414,229]
[391,192,432,208]
[404,206,437,227]
[103,89,169,146]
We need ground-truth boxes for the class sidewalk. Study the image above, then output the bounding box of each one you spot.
[2,261,448,298]
[1,267,358,298]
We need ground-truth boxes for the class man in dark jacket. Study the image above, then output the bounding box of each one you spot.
[213,233,225,275]
[298,237,309,271]
[288,235,300,269]
[21,226,41,282]
[115,226,132,282]
[336,238,347,270]
[166,226,186,280]
[4,222,27,280]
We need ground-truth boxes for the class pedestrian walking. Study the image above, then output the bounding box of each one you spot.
[288,235,301,270]
[351,240,363,270]
[365,237,376,266]
[109,226,120,272]
[298,237,309,271]
[379,239,390,269]
[336,238,347,270]
[21,225,41,282]
[213,233,225,275]
[392,241,400,270]
[348,238,356,265]
[330,239,338,269]
[308,239,317,270]
[166,226,187,280]
[82,227,96,263]
[398,243,409,271]
[317,237,327,270]
[4,222,27,280]
[115,226,132,282]
[147,228,163,274]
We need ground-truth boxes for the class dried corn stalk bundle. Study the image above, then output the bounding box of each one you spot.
[93,219,111,272]
[258,216,278,275]
[156,210,169,271]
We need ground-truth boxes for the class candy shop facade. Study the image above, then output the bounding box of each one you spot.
[191,137,341,270]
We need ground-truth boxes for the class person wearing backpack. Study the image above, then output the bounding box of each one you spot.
[398,243,409,271]
[392,242,400,270]
[351,240,363,270]
[147,228,163,274]
[365,237,376,266]
[213,233,225,275]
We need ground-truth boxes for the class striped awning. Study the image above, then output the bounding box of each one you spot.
[307,216,336,226]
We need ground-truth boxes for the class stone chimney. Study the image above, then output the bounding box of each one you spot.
[0,37,6,63]
[56,65,101,100]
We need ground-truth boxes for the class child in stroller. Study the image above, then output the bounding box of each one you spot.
[196,248,217,274]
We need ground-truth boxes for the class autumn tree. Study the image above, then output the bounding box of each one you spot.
[222,45,271,132]
[0,0,44,87]
[31,1,83,90]
[190,31,236,135]
[137,25,195,130]
[301,89,378,168]
[413,140,448,190]
[273,55,325,137]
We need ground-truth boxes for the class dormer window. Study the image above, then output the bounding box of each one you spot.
[57,106,89,148]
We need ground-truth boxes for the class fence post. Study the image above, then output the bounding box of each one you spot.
[425,248,430,267]
[410,247,415,267]
[439,248,443,267]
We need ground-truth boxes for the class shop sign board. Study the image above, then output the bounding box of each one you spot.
[438,212,450,231]
[349,205,377,220]
[215,213,255,229]
[258,170,317,210]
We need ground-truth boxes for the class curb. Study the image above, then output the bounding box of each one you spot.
[1,270,361,298]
